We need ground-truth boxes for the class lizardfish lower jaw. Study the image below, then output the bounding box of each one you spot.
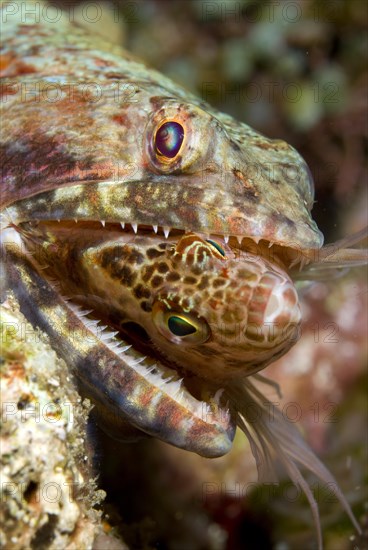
[2,225,236,458]
[68,302,236,458]
[2,214,306,458]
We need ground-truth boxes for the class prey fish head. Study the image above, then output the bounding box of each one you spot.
[20,223,301,383]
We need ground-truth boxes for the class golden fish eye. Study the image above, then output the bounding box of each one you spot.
[152,302,210,345]
[155,121,184,158]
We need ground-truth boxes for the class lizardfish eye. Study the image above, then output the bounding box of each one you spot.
[155,121,184,158]
[206,239,226,257]
[153,302,210,345]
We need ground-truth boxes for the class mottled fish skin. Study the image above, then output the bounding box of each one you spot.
[1,7,322,249]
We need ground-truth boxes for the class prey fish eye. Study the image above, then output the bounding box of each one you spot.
[155,121,184,158]
[152,301,211,345]
[168,315,196,336]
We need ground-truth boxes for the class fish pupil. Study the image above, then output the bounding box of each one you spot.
[206,239,225,256]
[155,122,184,158]
[168,315,196,336]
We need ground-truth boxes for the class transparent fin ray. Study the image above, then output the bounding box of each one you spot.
[292,226,368,281]
[227,376,361,549]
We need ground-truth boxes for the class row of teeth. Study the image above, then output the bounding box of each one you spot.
[75,220,309,270]
[3,211,274,249]
[68,219,266,247]
[38,219,311,271]
[11,215,310,272]
[65,300,229,423]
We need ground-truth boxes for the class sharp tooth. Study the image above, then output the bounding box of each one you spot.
[253,236,260,244]
[57,219,61,223]
[132,223,138,234]
[101,220,105,227]
[268,241,274,248]
[79,309,93,317]
[117,344,132,355]
[146,364,158,374]
[213,388,225,405]
[100,330,119,341]
[236,236,242,245]
[163,226,170,239]
[224,235,229,244]
[74,218,78,223]
[152,225,158,233]
[130,356,147,367]
[85,319,99,328]
[108,341,123,350]
[120,222,125,229]
[116,344,132,353]
[299,256,308,271]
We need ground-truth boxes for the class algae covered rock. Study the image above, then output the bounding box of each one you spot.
[0,298,110,549]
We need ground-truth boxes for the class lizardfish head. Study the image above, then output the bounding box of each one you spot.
[4,93,322,252]
[4,77,319,458]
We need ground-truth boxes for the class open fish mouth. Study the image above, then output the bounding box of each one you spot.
[3,215,303,456]
[3,218,243,456]
[4,214,366,464]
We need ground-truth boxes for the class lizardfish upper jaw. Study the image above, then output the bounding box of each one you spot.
[3,175,323,250]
